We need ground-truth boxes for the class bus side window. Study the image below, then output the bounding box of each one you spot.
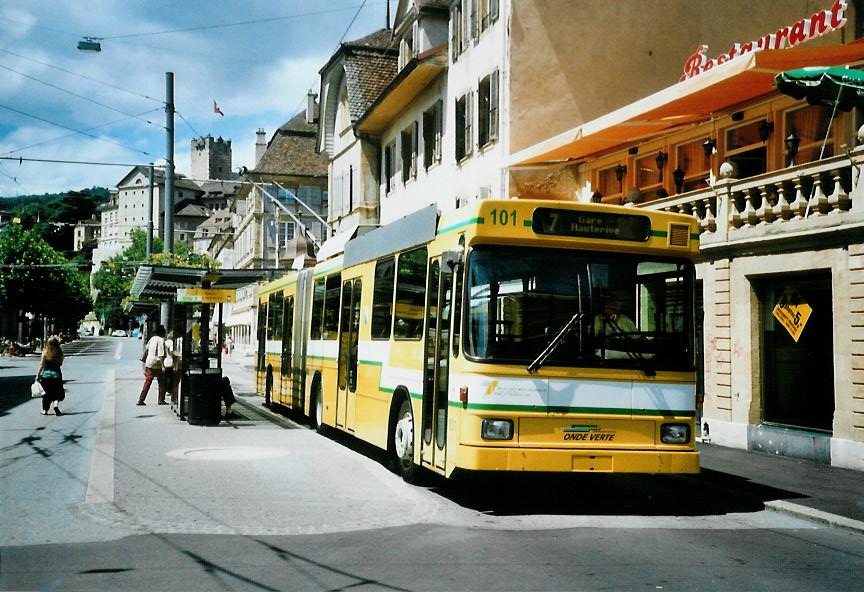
[310,278,325,339]
[323,273,342,340]
[268,291,283,341]
[394,246,428,340]
[372,257,395,340]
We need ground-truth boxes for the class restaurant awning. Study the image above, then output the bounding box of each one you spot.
[508,42,864,167]
[130,266,274,301]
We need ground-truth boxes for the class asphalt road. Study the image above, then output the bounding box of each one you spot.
[1,336,862,591]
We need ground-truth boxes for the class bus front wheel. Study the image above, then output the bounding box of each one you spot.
[393,399,419,483]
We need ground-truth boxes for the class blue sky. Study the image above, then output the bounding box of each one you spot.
[0,0,389,197]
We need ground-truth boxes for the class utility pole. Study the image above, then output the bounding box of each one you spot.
[164,72,175,254]
[146,163,154,256]
[162,72,175,330]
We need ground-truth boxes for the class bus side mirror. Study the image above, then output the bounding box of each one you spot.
[442,248,463,270]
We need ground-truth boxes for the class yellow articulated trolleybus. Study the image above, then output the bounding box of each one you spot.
[255,199,700,480]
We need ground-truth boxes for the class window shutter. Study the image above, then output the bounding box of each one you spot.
[423,110,433,169]
[490,69,499,141]
[478,76,489,147]
[384,145,392,193]
[490,0,498,23]
[435,100,443,162]
[461,0,470,51]
[470,0,477,41]
[456,97,466,161]
[412,120,419,178]
[450,7,458,61]
[466,91,474,156]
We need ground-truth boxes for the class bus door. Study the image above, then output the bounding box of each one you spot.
[421,259,453,471]
[336,278,362,431]
[280,295,294,407]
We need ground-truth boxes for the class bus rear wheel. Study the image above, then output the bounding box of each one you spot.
[393,399,419,483]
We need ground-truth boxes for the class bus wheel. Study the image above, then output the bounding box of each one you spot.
[264,367,273,408]
[393,399,419,483]
[310,381,326,434]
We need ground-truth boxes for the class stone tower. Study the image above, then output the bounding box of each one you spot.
[191,135,232,180]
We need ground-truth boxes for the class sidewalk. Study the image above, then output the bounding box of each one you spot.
[698,441,864,532]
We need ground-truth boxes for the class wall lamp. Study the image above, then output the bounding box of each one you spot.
[655,151,668,182]
[702,139,716,157]
[672,167,685,194]
[758,120,774,142]
[614,164,627,192]
[785,132,800,166]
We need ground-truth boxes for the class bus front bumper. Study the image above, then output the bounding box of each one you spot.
[455,445,700,474]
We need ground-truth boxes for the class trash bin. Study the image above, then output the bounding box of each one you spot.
[186,369,222,426]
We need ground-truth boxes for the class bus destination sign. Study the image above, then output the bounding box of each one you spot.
[532,208,651,242]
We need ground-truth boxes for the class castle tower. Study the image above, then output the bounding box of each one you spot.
[191,135,232,180]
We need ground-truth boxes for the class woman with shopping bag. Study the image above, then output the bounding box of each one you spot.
[35,336,65,416]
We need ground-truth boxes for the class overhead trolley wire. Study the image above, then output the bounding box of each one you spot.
[0,49,164,104]
[98,3,380,40]
[0,62,161,127]
[0,102,157,158]
[1,108,162,157]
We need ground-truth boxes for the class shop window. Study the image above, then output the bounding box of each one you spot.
[675,138,712,194]
[725,120,767,179]
[595,164,625,204]
[634,152,667,203]
[785,105,833,166]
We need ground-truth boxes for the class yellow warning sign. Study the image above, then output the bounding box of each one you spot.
[772,296,812,343]
[177,288,236,304]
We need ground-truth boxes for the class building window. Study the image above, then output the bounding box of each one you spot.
[401,122,418,183]
[596,165,624,204]
[451,2,462,62]
[455,92,473,162]
[675,138,712,194]
[785,105,833,166]
[634,152,666,203]
[384,142,396,194]
[725,119,767,178]
[479,0,499,31]
[478,70,498,148]
[423,100,443,169]
[279,222,295,247]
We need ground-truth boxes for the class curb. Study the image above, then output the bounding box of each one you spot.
[764,500,864,533]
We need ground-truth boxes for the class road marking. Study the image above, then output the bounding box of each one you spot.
[85,368,115,504]
[114,341,122,360]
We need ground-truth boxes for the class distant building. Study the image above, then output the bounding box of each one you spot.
[191,135,233,181]
[73,215,100,251]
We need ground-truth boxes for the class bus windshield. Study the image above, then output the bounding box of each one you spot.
[465,246,695,371]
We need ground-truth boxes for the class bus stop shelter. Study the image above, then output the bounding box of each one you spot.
[130,265,271,424]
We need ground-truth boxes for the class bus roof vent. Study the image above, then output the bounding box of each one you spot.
[668,223,691,247]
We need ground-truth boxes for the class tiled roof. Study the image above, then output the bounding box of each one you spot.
[344,49,399,120]
[253,113,328,177]
[344,28,395,50]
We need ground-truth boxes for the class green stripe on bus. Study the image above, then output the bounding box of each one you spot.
[436,217,484,235]
[650,229,667,238]
[307,354,337,362]
[691,233,700,240]
[447,401,694,416]
[523,220,533,227]
[359,359,383,367]
[378,385,422,399]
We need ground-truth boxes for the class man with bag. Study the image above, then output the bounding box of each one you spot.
[137,324,167,406]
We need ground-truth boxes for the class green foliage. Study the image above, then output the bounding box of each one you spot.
[0,224,91,327]
[92,229,218,328]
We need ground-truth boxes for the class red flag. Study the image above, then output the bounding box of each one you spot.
[213,100,224,117]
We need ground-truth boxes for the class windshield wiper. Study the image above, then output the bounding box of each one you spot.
[527,312,584,374]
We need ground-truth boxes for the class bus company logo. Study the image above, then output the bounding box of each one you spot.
[563,424,616,442]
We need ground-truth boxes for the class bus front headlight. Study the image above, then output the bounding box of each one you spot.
[660,423,690,444]
[481,419,514,440]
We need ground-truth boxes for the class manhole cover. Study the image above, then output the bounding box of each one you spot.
[167,447,289,461]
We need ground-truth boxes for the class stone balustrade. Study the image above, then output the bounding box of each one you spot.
[640,147,864,240]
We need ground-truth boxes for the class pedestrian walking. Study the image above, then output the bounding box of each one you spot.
[138,324,167,406]
[226,335,234,358]
[36,336,65,416]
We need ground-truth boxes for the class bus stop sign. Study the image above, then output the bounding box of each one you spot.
[177,288,236,304]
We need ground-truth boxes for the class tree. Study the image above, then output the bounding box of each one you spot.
[91,229,219,329]
[0,224,91,337]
